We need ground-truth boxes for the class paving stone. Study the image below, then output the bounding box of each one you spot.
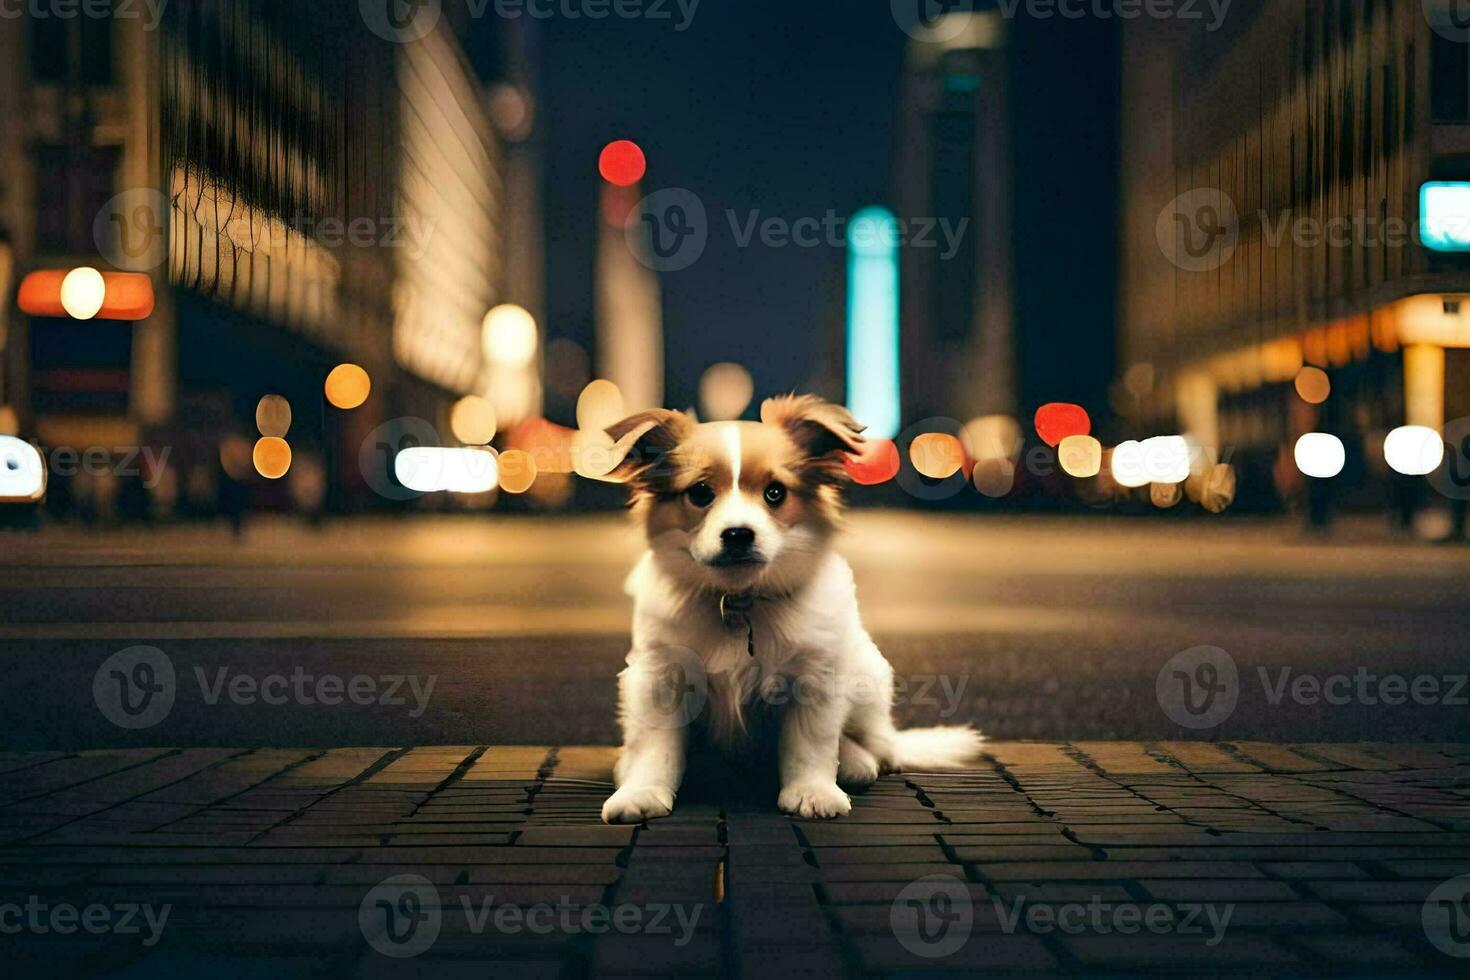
[1,742,1466,974]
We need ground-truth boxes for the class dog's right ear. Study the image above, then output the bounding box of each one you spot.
[604,409,694,489]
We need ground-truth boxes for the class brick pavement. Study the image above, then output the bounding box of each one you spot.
[0,742,1468,977]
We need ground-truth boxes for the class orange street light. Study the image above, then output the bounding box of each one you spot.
[17,269,155,320]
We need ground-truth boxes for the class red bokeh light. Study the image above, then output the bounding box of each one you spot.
[1033,403,1091,447]
[844,439,901,486]
[598,140,647,187]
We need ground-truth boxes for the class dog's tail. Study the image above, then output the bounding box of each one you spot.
[891,726,985,770]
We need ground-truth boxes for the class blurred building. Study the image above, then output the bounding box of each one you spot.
[0,0,542,517]
[1120,0,1470,506]
[894,12,1012,426]
[892,9,1118,451]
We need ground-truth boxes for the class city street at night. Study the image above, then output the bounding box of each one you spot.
[5,0,1470,974]
[4,512,1469,748]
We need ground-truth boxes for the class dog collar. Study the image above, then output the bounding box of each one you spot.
[719,592,757,657]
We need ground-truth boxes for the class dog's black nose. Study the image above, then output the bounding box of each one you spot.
[720,526,756,550]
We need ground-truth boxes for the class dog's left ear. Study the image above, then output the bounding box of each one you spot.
[603,408,694,489]
[761,395,865,477]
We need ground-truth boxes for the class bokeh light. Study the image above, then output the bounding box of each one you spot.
[60,267,106,320]
[699,363,755,421]
[1109,440,1150,488]
[506,416,577,474]
[1058,434,1102,478]
[451,395,498,445]
[598,140,647,186]
[1293,366,1331,404]
[576,379,626,432]
[395,447,498,493]
[572,427,620,480]
[483,305,538,367]
[1294,432,1345,478]
[1201,463,1236,513]
[960,415,1023,463]
[1033,403,1091,447]
[255,395,292,438]
[843,438,900,485]
[252,437,292,480]
[1150,482,1183,508]
[1383,425,1445,476]
[1140,435,1192,484]
[0,405,18,437]
[972,458,1016,497]
[219,436,253,481]
[910,432,965,479]
[325,363,371,409]
[497,449,538,494]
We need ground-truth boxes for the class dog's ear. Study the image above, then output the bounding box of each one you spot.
[761,395,865,480]
[604,409,695,488]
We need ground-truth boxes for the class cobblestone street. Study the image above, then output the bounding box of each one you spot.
[2,741,1468,976]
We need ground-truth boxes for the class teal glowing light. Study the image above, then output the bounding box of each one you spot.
[846,206,901,440]
[1420,182,1470,252]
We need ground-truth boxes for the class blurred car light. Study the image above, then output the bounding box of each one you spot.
[0,436,46,503]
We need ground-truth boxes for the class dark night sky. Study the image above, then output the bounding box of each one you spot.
[502,1,1118,422]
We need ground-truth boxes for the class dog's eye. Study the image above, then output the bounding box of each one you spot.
[764,482,787,507]
[686,482,715,508]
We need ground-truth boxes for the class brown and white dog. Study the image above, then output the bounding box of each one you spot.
[599,394,983,823]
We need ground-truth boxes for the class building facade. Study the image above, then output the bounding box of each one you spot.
[0,0,540,516]
[1120,0,1470,506]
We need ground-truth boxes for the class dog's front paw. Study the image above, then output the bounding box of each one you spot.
[778,782,851,819]
[601,785,675,824]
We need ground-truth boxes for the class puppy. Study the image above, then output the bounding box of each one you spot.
[600,394,982,823]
